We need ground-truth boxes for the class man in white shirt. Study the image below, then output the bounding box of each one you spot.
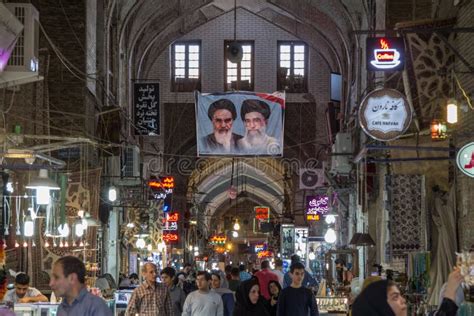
[272,259,285,287]
[182,271,223,316]
[3,273,48,304]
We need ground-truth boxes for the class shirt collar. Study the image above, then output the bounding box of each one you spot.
[60,287,88,307]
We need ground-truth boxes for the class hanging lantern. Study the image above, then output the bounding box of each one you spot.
[23,215,34,237]
[430,119,447,140]
[25,169,60,205]
[324,228,337,244]
[447,99,458,124]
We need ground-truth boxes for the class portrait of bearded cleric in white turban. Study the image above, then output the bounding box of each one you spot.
[201,98,243,154]
[238,99,280,155]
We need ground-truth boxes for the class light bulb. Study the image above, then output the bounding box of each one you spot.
[64,241,69,247]
[15,241,19,248]
[324,228,337,244]
[44,240,50,248]
[194,251,199,256]
[23,241,28,247]
[6,182,14,193]
[108,186,117,202]
[309,252,316,260]
[189,245,193,251]
[79,241,84,247]
[233,222,240,231]
[147,244,152,251]
[136,238,146,249]
[36,187,50,205]
[447,100,458,124]
[194,246,199,251]
[325,215,336,225]
[75,222,84,237]
[59,241,64,248]
[232,231,239,238]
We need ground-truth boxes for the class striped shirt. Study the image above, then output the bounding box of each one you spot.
[125,281,173,316]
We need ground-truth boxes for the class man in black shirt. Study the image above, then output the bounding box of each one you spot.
[277,262,319,316]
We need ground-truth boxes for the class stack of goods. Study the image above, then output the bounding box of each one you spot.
[407,252,431,294]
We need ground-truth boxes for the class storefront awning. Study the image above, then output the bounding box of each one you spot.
[0,71,44,88]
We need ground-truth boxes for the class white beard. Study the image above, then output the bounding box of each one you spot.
[214,129,232,150]
[244,126,267,146]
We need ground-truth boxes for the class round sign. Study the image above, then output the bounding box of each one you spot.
[359,88,412,141]
[456,142,474,178]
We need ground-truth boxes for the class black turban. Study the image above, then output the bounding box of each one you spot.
[241,99,271,120]
[207,99,237,120]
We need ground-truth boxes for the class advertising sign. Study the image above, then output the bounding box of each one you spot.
[359,89,412,141]
[306,195,329,221]
[366,37,405,71]
[162,212,179,243]
[196,91,285,156]
[133,82,160,135]
[457,142,474,178]
[255,206,270,220]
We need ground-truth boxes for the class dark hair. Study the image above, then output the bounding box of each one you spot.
[225,265,233,273]
[241,99,271,120]
[130,273,139,279]
[238,264,246,272]
[55,256,86,284]
[211,272,221,280]
[184,263,192,268]
[261,260,270,269]
[161,267,176,278]
[208,99,237,120]
[335,258,346,266]
[15,273,30,285]
[290,254,301,264]
[267,280,282,297]
[231,267,240,277]
[197,271,211,281]
[290,262,305,273]
[274,259,283,267]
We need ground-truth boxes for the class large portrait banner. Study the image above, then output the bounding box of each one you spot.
[196,91,285,156]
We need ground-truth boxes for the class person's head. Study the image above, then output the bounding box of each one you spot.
[183,263,192,274]
[208,99,237,134]
[261,260,270,270]
[290,254,301,264]
[129,273,139,281]
[248,262,255,270]
[196,271,211,291]
[268,280,281,297]
[238,264,246,272]
[274,259,283,270]
[241,100,270,130]
[142,262,158,284]
[160,267,176,287]
[225,264,233,274]
[352,280,406,316]
[14,273,30,298]
[290,262,305,287]
[236,278,260,307]
[231,267,240,280]
[211,272,221,289]
[335,258,346,270]
[50,256,86,298]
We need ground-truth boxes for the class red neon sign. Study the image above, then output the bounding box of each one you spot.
[209,235,226,245]
[257,250,273,258]
[163,233,178,243]
[148,176,175,190]
[255,207,269,220]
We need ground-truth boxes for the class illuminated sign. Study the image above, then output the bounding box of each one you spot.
[306,195,329,221]
[359,89,412,141]
[148,176,175,190]
[257,250,273,258]
[457,142,474,178]
[254,243,267,253]
[163,212,179,243]
[148,176,174,211]
[209,235,227,246]
[162,233,178,243]
[366,37,405,71]
[255,206,270,220]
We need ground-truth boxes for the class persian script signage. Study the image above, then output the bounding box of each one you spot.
[457,142,474,178]
[306,195,329,221]
[366,37,405,71]
[359,89,412,141]
[133,82,160,136]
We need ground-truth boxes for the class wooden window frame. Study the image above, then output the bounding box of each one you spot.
[224,40,255,91]
[277,41,308,93]
[171,41,202,92]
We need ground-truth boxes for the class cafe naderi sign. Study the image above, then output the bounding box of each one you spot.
[359,88,412,141]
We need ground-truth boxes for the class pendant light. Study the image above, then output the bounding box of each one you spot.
[26,169,60,205]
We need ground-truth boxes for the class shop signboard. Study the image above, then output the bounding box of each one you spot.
[255,206,270,220]
[148,176,174,212]
[359,89,412,141]
[281,224,295,259]
[456,142,474,178]
[306,195,329,221]
[366,37,405,71]
[133,82,160,136]
[162,212,179,243]
[294,227,308,261]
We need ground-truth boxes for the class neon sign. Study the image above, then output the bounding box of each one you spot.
[162,233,178,243]
[148,176,175,189]
[306,195,329,221]
[255,206,270,220]
[367,37,404,71]
[257,250,273,258]
[254,243,267,253]
[209,235,227,245]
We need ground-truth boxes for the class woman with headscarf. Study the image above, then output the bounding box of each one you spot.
[267,280,282,316]
[211,272,235,316]
[233,277,269,316]
[352,280,407,316]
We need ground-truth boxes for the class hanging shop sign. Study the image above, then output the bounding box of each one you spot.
[257,250,273,259]
[148,176,174,211]
[294,227,308,261]
[366,37,405,71]
[162,212,179,243]
[255,206,270,220]
[306,195,329,221]
[209,235,227,246]
[133,82,160,136]
[162,233,178,243]
[359,89,412,141]
[281,224,295,259]
[456,142,474,178]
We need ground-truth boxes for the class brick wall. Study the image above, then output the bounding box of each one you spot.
[453,0,474,250]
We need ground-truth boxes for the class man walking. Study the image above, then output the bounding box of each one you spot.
[161,267,186,316]
[182,271,223,316]
[126,262,173,315]
[49,256,112,316]
[277,262,319,316]
[254,260,279,300]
